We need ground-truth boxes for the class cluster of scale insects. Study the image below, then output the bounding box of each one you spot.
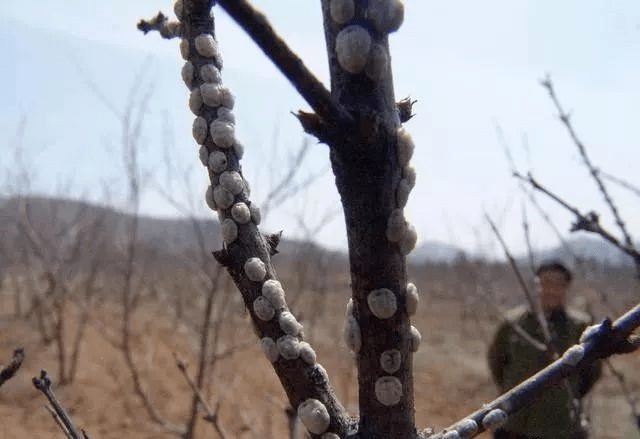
[173,0,509,436]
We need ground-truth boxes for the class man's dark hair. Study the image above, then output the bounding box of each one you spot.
[536,260,572,283]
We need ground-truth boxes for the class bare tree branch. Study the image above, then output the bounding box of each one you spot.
[0,348,25,388]
[32,370,86,439]
[541,75,636,253]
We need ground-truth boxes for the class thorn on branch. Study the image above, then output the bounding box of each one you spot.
[570,211,600,233]
[397,97,417,123]
[265,231,282,256]
[212,249,233,268]
[137,11,182,39]
[0,348,25,387]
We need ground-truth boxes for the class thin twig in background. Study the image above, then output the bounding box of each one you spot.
[513,171,640,271]
[541,75,636,253]
[485,213,554,350]
[174,353,228,439]
[0,348,25,388]
[599,169,640,199]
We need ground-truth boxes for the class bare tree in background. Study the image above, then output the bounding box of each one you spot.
[138,2,640,438]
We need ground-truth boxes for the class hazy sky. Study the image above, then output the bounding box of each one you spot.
[3,1,640,257]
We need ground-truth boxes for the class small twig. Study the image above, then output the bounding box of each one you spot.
[514,171,640,271]
[541,75,636,252]
[32,370,84,439]
[0,348,25,388]
[485,213,554,350]
[137,11,183,39]
[599,169,640,199]
[215,0,351,124]
[174,354,228,439]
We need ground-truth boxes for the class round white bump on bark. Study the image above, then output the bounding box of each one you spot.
[375,376,403,406]
[200,64,222,83]
[279,311,303,336]
[366,0,405,34]
[299,342,317,365]
[179,39,189,60]
[233,141,245,159]
[217,107,235,125]
[329,0,355,24]
[181,61,194,88]
[277,335,301,360]
[482,409,508,430]
[562,344,585,366]
[208,151,228,173]
[201,83,223,107]
[219,171,244,195]
[380,349,402,374]
[367,288,397,319]
[250,204,261,225]
[579,323,600,344]
[210,120,235,148]
[188,88,203,114]
[406,282,419,315]
[364,44,389,83]
[231,202,251,224]
[260,337,279,362]
[298,399,330,435]
[335,25,372,74]
[205,186,217,211]
[253,296,276,321]
[397,126,415,166]
[221,218,238,244]
[396,178,411,208]
[199,145,209,166]
[213,186,234,209]
[409,325,421,352]
[192,116,208,144]
[344,314,361,352]
[386,208,406,242]
[442,430,461,439]
[194,34,219,58]
[399,223,418,255]
[174,0,184,19]
[244,257,267,282]
[403,165,417,188]
[456,419,478,437]
[220,87,235,109]
[262,279,286,309]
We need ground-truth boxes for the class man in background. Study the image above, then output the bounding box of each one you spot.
[488,260,601,439]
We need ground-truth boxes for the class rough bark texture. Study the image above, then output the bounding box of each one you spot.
[179,1,351,437]
[319,1,416,437]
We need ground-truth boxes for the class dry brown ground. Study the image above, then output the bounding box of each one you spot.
[0,271,638,439]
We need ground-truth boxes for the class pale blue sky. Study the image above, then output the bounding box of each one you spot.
[2,1,640,256]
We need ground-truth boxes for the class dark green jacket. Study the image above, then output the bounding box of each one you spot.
[488,306,601,439]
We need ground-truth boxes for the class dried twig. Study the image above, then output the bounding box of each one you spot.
[541,76,635,252]
[514,171,640,270]
[175,354,228,439]
[0,348,25,387]
[32,370,87,439]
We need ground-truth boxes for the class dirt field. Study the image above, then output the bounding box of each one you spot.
[0,263,638,439]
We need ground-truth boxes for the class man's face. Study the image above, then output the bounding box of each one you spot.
[538,269,570,311]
